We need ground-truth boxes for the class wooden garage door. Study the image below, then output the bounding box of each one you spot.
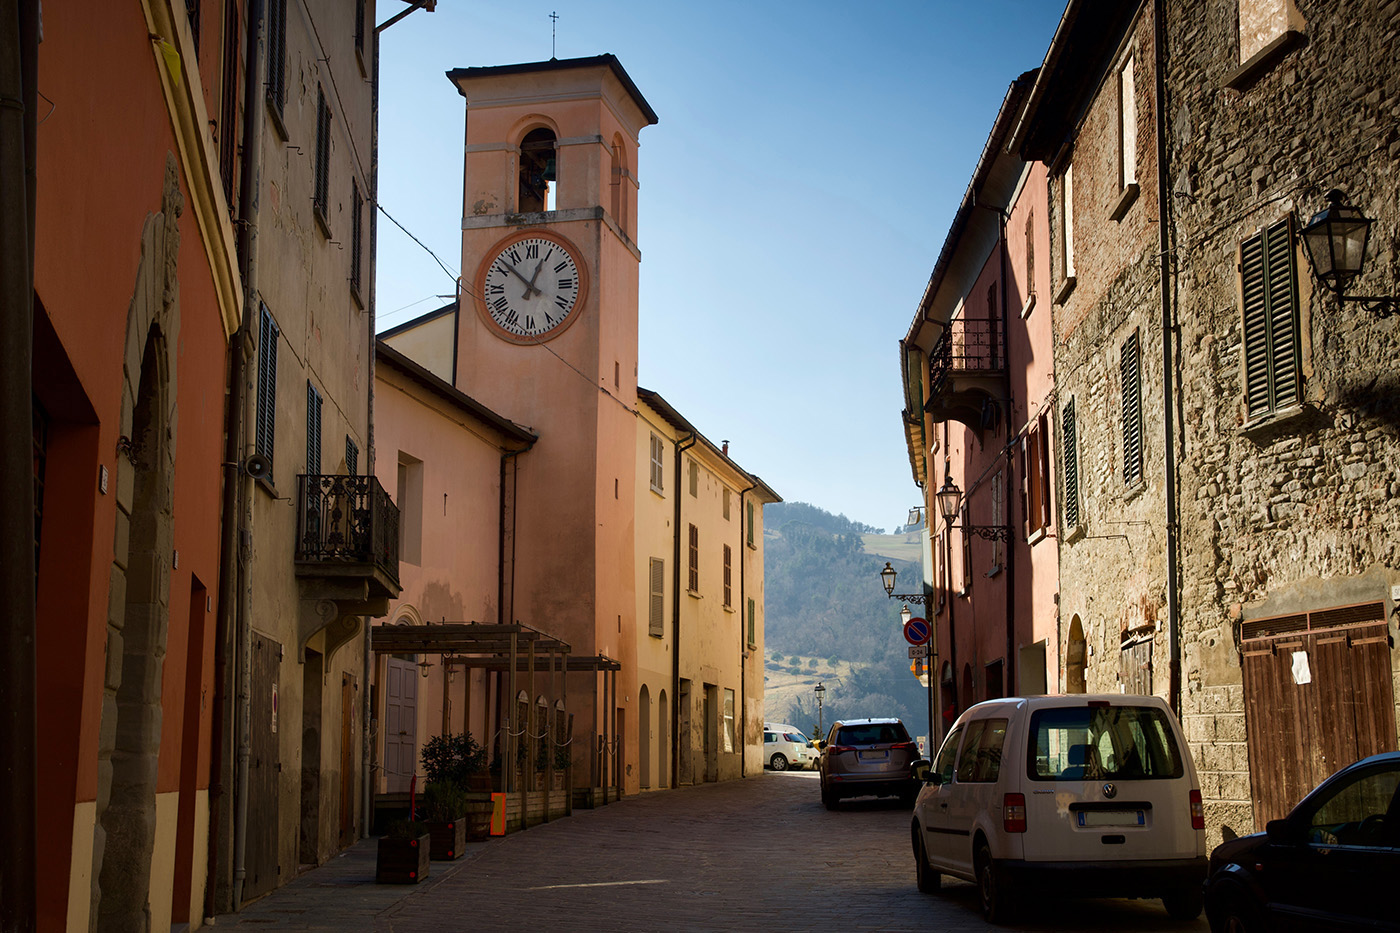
[1241,602,1396,828]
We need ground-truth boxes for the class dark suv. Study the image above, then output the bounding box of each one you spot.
[819,718,921,809]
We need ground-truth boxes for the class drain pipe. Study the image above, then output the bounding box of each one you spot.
[227,0,267,909]
[737,476,756,777]
[670,431,696,788]
[1154,0,1182,717]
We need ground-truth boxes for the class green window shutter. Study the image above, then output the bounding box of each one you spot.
[747,598,755,646]
[648,558,665,637]
[351,180,363,298]
[1062,399,1080,528]
[746,502,754,546]
[1120,330,1142,485]
[266,0,286,115]
[306,382,322,476]
[1242,219,1302,418]
[256,304,279,466]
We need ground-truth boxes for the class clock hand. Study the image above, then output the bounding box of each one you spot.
[501,261,543,299]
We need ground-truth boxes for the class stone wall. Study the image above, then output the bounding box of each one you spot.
[1165,0,1400,842]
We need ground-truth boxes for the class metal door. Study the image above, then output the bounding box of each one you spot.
[245,633,282,901]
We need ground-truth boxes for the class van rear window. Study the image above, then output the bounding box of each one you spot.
[1028,705,1184,781]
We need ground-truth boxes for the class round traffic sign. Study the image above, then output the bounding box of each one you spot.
[903,617,931,646]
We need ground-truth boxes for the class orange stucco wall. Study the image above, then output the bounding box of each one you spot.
[33,3,230,927]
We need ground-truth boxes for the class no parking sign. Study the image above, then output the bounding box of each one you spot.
[903,617,930,646]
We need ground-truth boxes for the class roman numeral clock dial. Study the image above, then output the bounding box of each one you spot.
[474,230,587,344]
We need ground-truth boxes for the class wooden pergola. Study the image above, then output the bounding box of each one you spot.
[370,623,622,797]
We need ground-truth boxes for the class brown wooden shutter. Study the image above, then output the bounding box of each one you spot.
[688,524,699,592]
[648,558,664,636]
[1037,413,1052,529]
[1062,399,1079,528]
[1121,329,1142,485]
[723,544,732,607]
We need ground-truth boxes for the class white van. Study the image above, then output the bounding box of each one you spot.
[911,694,1206,923]
[763,723,815,771]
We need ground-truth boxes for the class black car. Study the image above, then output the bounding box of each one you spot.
[1204,751,1400,932]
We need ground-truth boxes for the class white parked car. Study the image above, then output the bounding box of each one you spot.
[911,694,1207,923]
[763,723,815,771]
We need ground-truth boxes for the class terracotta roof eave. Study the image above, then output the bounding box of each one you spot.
[637,386,782,503]
[375,341,538,446]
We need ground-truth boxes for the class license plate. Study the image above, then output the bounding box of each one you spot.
[858,750,889,761]
[1077,810,1145,827]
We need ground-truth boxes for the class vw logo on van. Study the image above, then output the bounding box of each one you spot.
[1102,783,1118,799]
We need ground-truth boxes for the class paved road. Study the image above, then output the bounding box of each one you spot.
[233,770,1210,932]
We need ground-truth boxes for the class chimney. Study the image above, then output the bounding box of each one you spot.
[722,440,729,457]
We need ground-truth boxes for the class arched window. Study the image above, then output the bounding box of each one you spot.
[518,128,557,212]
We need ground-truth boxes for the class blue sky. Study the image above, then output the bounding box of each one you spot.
[375,0,1065,532]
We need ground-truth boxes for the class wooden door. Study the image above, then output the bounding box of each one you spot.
[245,633,282,901]
[384,658,417,792]
[1241,602,1396,828]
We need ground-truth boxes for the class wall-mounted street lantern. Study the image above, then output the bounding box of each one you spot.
[934,477,1010,540]
[900,604,912,626]
[1300,189,1398,318]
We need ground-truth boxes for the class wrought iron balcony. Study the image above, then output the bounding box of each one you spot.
[295,473,400,596]
[925,317,1006,429]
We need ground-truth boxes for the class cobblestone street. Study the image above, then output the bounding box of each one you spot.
[232,771,1209,932]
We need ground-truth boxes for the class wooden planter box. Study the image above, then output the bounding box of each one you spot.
[376,833,430,884]
[426,818,466,860]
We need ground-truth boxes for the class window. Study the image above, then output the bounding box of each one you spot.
[648,558,665,637]
[723,689,735,753]
[1023,210,1036,313]
[1029,704,1184,781]
[723,544,732,608]
[1239,0,1302,64]
[1118,54,1137,190]
[688,524,699,593]
[518,128,557,213]
[649,434,664,493]
[933,724,964,785]
[1021,414,1052,537]
[1062,399,1080,529]
[314,88,331,230]
[305,382,322,476]
[746,598,755,647]
[218,0,241,206]
[746,502,754,546]
[396,453,423,565]
[266,0,287,117]
[255,304,279,471]
[723,488,731,520]
[955,718,1008,784]
[688,459,698,497]
[345,436,359,475]
[1121,329,1143,486]
[1055,162,1076,299]
[1241,218,1302,419]
[350,179,364,305]
[185,0,201,53]
[960,504,972,592]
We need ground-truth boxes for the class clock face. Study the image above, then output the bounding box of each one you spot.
[475,231,586,343]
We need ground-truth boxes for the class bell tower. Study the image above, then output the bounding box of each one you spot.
[444,54,658,740]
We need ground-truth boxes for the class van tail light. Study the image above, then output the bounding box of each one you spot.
[1004,793,1027,833]
[1189,789,1205,830]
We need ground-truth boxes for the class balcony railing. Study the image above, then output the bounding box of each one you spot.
[296,474,400,588]
[928,317,1004,399]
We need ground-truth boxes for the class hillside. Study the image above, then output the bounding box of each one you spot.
[762,502,934,740]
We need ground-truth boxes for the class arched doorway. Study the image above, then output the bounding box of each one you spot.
[657,689,669,788]
[638,685,652,790]
[1067,615,1087,694]
[93,161,183,929]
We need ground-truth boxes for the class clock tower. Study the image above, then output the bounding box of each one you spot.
[445,55,658,767]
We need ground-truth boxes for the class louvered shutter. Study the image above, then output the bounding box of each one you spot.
[314,89,330,221]
[1062,399,1080,528]
[256,305,279,465]
[266,0,286,114]
[1121,330,1142,485]
[1019,436,1030,538]
[648,558,664,636]
[345,436,358,476]
[1242,219,1302,418]
[306,383,322,476]
[723,544,732,607]
[747,599,756,646]
[351,180,363,297]
[1037,415,1053,529]
[688,524,699,592]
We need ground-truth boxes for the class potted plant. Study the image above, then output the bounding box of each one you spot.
[376,819,430,884]
[552,746,571,790]
[421,732,491,843]
[420,782,470,860]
